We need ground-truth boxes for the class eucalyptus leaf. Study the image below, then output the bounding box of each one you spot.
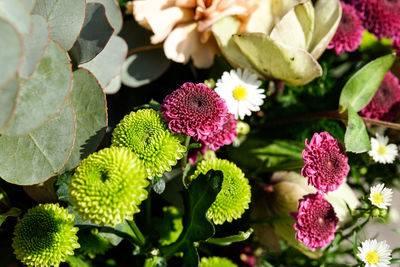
[344,106,371,153]
[0,18,22,88]
[20,0,36,11]
[339,54,396,113]
[0,76,19,131]
[0,101,76,185]
[63,68,107,170]
[2,41,72,136]
[87,0,123,34]
[19,14,49,79]
[70,2,115,64]
[161,170,223,267]
[33,0,86,50]
[104,74,122,94]
[233,33,322,86]
[0,0,32,35]
[152,176,166,194]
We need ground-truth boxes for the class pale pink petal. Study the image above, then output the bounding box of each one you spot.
[174,0,196,8]
[191,36,219,68]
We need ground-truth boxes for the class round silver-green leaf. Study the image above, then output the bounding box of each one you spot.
[0,0,32,35]
[87,0,123,34]
[0,76,19,131]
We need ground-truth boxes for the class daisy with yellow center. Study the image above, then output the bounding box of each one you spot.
[357,239,391,267]
[215,68,265,120]
[368,133,398,164]
[369,184,393,209]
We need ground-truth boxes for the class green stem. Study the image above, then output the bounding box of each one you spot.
[127,220,146,247]
[181,136,191,186]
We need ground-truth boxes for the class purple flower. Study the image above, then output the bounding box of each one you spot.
[302,132,349,193]
[292,193,338,251]
[359,71,400,122]
[160,82,228,141]
[328,1,364,54]
[202,113,237,151]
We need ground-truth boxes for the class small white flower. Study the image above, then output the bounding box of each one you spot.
[357,239,392,267]
[215,68,265,120]
[368,134,398,164]
[369,184,393,209]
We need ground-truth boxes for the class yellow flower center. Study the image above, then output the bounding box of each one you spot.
[372,193,384,204]
[233,86,247,101]
[365,251,379,264]
[377,145,387,156]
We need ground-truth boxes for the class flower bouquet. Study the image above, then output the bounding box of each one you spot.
[1,0,400,266]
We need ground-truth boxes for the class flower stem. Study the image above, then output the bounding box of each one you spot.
[181,136,191,186]
[127,220,146,247]
[127,44,163,56]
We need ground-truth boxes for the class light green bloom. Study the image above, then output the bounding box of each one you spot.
[200,256,237,267]
[112,109,186,179]
[12,203,80,267]
[190,159,251,225]
[69,147,149,226]
[77,228,111,259]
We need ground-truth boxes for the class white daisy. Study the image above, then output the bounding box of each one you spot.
[357,239,392,267]
[215,68,265,120]
[368,134,398,164]
[369,184,393,209]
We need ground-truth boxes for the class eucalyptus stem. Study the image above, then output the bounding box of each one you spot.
[127,220,146,247]
[127,44,163,56]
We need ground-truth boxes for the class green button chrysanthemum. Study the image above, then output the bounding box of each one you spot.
[12,203,80,267]
[200,256,238,267]
[190,159,251,225]
[111,109,186,179]
[78,228,111,259]
[69,147,149,226]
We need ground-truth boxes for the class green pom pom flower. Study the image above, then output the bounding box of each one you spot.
[190,159,251,225]
[77,228,111,259]
[12,203,80,267]
[111,109,186,179]
[69,147,149,226]
[200,256,238,267]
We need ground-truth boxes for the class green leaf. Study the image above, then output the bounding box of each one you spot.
[344,106,371,153]
[144,256,167,267]
[2,41,72,136]
[0,101,76,185]
[66,255,93,267]
[0,18,22,88]
[54,171,74,204]
[232,33,322,86]
[70,2,115,64]
[339,54,396,113]
[87,0,123,34]
[207,228,253,246]
[0,0,32,35]
[79,36,127,94]
[33,0,86,50]
[0,76,19,131]
[19,15,49,79]
[20,0,36,12]
[353,231,358,257]
[62,68,107,170]
[0,207,21,226]
[161,170,223,267]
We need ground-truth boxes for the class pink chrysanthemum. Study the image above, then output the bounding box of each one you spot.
[160,82,228,141]
[359,71,400,122]
[292,193,338,251]
[349,0,400,39]
[202,113,237,151]
[301,132,349,193]
[328,2,364,54]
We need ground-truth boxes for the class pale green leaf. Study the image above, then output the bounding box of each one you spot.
[0,76,18,131]
[87,0,123,34]
[207,228,253,246]
[345,106,371,153]
[233,33,322,86]
[62,68,107,170]
[70,2,115,64]
[339,54,396,113]
[0,101,76,185]
[104,74,121,94]
[20,0,36,11]
[0,18,22,88]
[2,41,72,136]
[19,14,49,79]
[33,0,86,50]
[0,0,32,35]
[0,207,21,226]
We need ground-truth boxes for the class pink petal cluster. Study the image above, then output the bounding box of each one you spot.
[160,82,228,142]
[359,71,400,122]
[202,113,237,151]
[328,1,364,54]
[292,193,339,251]
[301,132,349,193]
[188,142,207,165]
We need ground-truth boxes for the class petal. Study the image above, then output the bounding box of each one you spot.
[163,22,198,64]
[191,36,219,68]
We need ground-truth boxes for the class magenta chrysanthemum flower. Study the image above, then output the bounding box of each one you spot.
[349,0,400,39]
[328,1,364,54]
[359,71,400,122]
[301,132,349,193]
[160,82,228,141]
[292,193,338,251]
[202,113,237,151]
